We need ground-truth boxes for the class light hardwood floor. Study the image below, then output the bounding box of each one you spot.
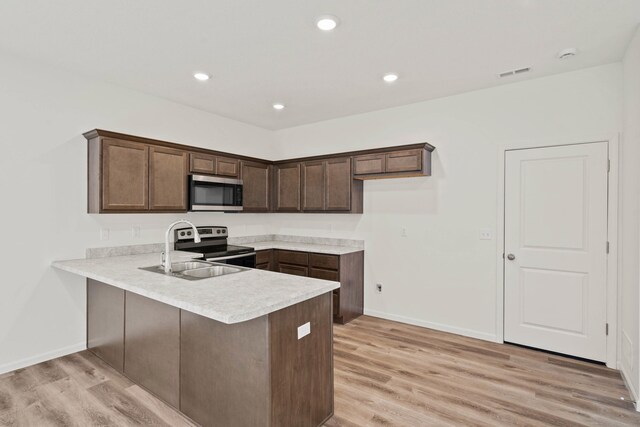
[0,315,638,426]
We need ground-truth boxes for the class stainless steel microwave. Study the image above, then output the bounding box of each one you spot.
[189,175,243,212]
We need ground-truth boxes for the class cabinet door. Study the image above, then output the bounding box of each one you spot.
[124,292,180,408]
[102,138,149,212]
[241,161,271,212]
[309,268,339,282]
[353,153,385,175]
[270,293,333,427]
[385,149,423,173]
[256,249,274,271]
[278,263,309,277]
[190,152,216,175]
[325,157,352,211]
[87,279,125,372]
[276,250,309,266]
[301,161,325,211]
[275,163,301,212]
[216,157,239,177]
[149,146,188,211]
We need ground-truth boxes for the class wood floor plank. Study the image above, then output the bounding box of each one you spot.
[1,315,639,426]
[87,380,171,426]
[124,385,197,427]
[330,316,640,426]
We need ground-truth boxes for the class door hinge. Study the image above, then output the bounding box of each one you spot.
[606,323,609,336]
[606,241,610,254]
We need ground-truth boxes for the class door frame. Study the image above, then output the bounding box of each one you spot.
[495,135,619,369]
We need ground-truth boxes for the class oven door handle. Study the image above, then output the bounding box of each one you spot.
[206,252,256,262]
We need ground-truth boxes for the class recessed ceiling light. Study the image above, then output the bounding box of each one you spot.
[557,48,578,60]
[316,15,339,31]
[383,73,399,83]
[273,103,285,110]
[193,72,210,81]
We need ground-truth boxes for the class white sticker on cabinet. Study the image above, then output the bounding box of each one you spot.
[297,322,311,339]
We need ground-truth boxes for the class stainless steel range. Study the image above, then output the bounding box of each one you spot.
[174,226,256,268]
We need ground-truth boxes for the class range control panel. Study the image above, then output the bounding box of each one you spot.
[175,226,227,241]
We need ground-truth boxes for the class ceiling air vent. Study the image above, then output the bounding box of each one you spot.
[498,67,531,78]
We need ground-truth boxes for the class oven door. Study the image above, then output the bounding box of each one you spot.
[189,175,243,211]
[207,253,256,268]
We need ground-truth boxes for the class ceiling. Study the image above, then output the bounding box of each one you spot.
[1,0,639,130]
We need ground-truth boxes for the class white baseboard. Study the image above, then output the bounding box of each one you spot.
[363,309,497,343]
[0,342,86,375]
[620,364,639,411]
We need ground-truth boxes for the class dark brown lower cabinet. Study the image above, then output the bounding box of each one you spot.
[255,248,274,270]
[278,263,309,276]
[86,279,333,427]
[124,292,180,408]
[180,312,270,426]
[263,249,364,324]
[87,279,125,372]
[269,293,333,427]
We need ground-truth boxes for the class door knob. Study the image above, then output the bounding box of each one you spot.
[507,254,516,261]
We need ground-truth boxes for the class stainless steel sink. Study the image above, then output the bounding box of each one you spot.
[139,260,248,281]
[182,265,244,279]
[168,261,212,272]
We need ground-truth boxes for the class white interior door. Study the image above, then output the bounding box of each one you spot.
[504,142,608,362]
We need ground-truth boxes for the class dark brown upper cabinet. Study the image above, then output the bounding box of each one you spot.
[190,153,239,178]
[353,153,385,176]
[301,157,359,213]
[325,157,353,211]
[100,138,149,212]
[216,156,240,177]
[87,132,188,213]
[189,152,216,175]
[275,162,302,212]
[301,160,325,211]
[149,146,188,211]
[85,129,433,214]
[353,144,434,179]
[385,149,423,173]
[241,160,271,212]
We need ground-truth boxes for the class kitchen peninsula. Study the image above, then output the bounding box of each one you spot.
[53,250,339,427]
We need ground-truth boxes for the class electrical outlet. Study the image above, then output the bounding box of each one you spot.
[297,322,311,339]
[401,228,407,237]
[100,228,110,241]
[132,226,141,238]
[376,283,383,293]
[479,228,493,240]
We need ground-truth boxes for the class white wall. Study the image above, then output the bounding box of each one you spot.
[621,26,640,401]
[273,64,623,341]
[0,51,628,376]
[0,52,276,373]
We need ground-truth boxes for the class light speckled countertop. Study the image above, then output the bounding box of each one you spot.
[52,251,339,324]
[249,241,362,255]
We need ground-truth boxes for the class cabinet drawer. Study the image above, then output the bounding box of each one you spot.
[309,268,339,282]
[385,149,423,173]
[215,157,239,177]
[353,154,385,175]
[256,262,271,271]
[256,250,272,265]
[190,153,216,175]
[276,250,309,266]
[309,253,339,270]
[278,263,308,277]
